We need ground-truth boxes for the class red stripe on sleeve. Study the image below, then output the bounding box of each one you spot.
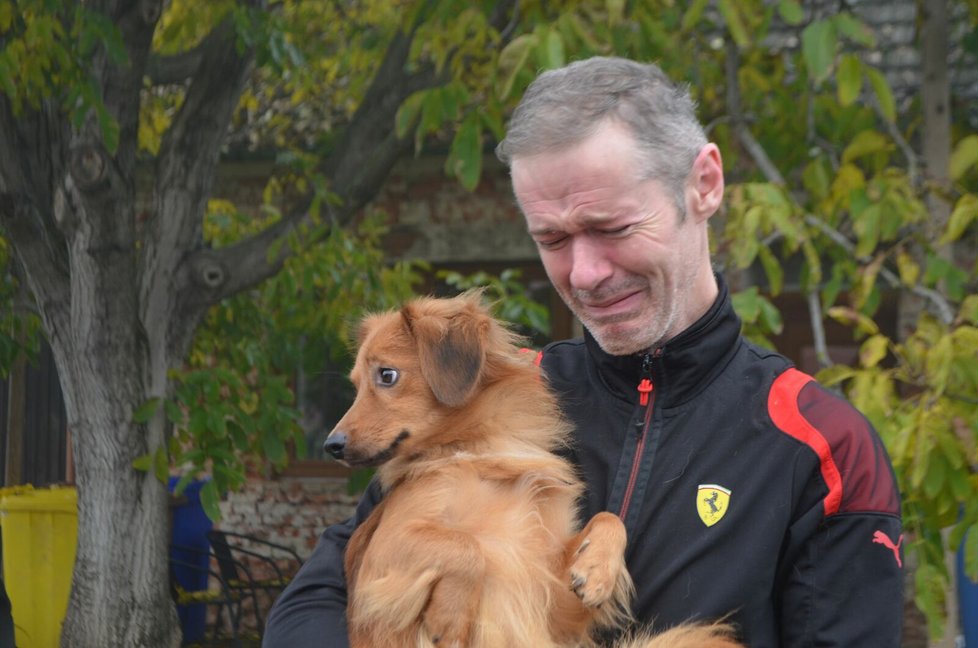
[768,368,844,516]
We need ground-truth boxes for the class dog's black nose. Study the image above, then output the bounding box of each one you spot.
[323,431,347,460]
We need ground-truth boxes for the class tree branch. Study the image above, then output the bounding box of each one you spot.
[198,21,442,305]
[145,44,208,86]
[0,92,71,336]
[802,214,955,325]
[140,4,262,361]
[806,289,832,369]
[722,39,955,327]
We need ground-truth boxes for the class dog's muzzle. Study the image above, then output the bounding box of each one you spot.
[323,431,347,460]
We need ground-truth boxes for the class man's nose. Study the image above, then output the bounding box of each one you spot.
[568,235,614,291]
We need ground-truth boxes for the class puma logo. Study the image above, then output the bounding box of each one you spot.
[872,530,903,568]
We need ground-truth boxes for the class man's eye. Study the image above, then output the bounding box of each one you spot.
[377,368,399,386]
[600,225,631,237]
[536,236,568,250]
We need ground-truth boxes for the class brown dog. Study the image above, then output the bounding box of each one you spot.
[324,292,742,648]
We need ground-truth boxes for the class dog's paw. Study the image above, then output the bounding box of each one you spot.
[568,537,624,607]
[566,512,629,608]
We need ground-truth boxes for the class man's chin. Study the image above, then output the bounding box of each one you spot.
[584,319,651,356]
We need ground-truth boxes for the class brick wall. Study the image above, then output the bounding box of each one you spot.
[218,475,360,558]
[205,476,360,635]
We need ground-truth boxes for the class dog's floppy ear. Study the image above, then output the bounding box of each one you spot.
[401,300,489,407]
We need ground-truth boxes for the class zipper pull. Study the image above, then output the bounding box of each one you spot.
[637,378,653,406]
[637,352,654,406]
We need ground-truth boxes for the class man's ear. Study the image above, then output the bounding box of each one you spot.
[401,302,489,407]
[687,143,724,223]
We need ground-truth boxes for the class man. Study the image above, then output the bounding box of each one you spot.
[264,57,903,647]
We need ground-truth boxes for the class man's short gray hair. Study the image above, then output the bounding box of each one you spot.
[496,57,707,216]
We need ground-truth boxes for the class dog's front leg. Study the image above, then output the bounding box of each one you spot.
[415,527,486,647]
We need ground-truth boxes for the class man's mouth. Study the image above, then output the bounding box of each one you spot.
[578,290,642,318]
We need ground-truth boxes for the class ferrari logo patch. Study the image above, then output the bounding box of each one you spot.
[697,484,731,527]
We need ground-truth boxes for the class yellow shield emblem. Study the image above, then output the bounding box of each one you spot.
[697,484,731,527]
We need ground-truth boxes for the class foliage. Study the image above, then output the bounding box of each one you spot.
[139,202,427,516]
[438,268,550,339]
[1,0,976,641]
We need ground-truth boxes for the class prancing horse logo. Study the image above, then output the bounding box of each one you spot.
[697,484,731,527]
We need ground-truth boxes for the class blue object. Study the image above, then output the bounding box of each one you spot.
[169,477,214,645]
[959,530,978,647]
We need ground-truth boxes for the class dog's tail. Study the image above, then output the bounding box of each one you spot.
[614,622,744,648]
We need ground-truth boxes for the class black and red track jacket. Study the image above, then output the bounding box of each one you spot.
[263,275,904,647]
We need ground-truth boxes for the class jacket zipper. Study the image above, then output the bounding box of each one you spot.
[619,352,656,521]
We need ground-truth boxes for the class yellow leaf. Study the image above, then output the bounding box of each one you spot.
[865,67,896,123]
[836,54,862,106]
[859,334,889,368]
[827,306,880,336]
[896,249,920,286]
[939,193,978,245]
[950,135,978,181]
[842,130,891,164]
[718,0,751,48]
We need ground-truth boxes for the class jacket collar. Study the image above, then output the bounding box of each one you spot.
[584,273,742,408]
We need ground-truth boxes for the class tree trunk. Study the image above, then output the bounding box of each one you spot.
[47,141,181,645]
[916,1,958,646]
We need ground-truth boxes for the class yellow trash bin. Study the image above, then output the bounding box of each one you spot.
[0,486,78,648]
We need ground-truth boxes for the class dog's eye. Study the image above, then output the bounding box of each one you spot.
[377,368,399,386]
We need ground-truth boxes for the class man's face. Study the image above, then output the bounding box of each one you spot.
[511,121,716,356]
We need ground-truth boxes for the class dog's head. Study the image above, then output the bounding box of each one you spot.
[323,291,505,468]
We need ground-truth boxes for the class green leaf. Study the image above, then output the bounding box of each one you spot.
[682,0,711,31]
[836,54,862,106]
[966,524,978,581]
[757,245,784,296]
[0,1,12,31]
[853,203,881,258]
[543,29,565,69]
[200,479,222,522]
[865,67,896,122]
[395,91,425,139]
[132,452,153,472]
[802,158,831,199]
[815,364,856,386]
[801,19,837,84]
[154,446,169,484]
[833,12,876,47]
[447,113,482,191]
[940,193,978,244]
[133,397,161,424]
[718,0,750,48]
[778,0,805,26]
[731,287,760,322]
[496,34,536,100]
[262,433,286,464]
[606,0,625,25]
[758,298,783,335]
[164,399,184,425]
[950,135,978,181]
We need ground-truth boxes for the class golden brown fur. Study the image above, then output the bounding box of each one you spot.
[326,292,743,648]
